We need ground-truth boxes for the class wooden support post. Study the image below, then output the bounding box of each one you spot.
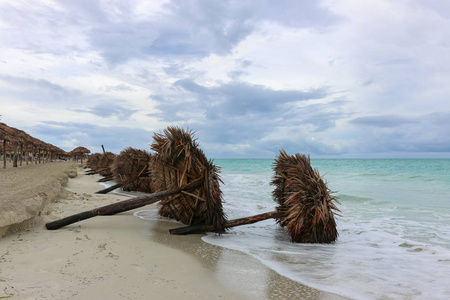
[13,144,18,167]
[45,178,204,230]
[3,140,6,169]
[95,183,122,194]
[169,211,279,235]
[19,144,23,166]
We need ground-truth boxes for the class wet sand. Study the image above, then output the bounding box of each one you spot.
[0,162,346,299]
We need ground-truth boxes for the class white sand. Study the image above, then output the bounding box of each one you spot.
[0,165,345,299]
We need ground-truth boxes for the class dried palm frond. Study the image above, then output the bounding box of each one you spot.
[110,147,153,193]
[87,153,101,171]
[97,152,116,177]
[150,126,227,233]
[272,150,340,243]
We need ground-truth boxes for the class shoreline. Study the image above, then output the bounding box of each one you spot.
[0,164,346,299]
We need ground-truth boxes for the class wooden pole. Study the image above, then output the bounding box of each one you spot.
[2,140,5,168]
[95,183,122,194]
[13,144,18,167]
[101,145,106,154]
[169,211,279,235]
[97,175,114,182]
[19,144,23,166]
[45,178,204,230]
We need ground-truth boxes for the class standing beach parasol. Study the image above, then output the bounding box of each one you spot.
[170,150,340,243]
[70,146,91,163]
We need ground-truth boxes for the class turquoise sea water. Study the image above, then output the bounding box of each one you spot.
[139,159,450,299]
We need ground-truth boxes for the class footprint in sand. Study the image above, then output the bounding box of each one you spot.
[98,243,107,251]
[107,252,119,259]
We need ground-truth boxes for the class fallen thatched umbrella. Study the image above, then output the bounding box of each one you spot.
[170,150,340,243]
[98,152,116,177]
[45,126,227,232]
[86,153,101,172]
[103,147,153,193]
[150,126,227,233]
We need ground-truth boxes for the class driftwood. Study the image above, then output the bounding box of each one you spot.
[46,178,203,230]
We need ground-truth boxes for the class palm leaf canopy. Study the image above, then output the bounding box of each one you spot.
[150,126,227,233]
[272,150,340,243]
[111,147,153,193]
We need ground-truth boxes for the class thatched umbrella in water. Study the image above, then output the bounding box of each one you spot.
[45,126,226,231]
[171,150,340,243]
[108,147,153,193]
[150,127,227,233]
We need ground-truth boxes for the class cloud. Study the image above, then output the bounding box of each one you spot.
[150,79,349,157]
[349,113,450,154]
[169,79,329,118]
[0,74,82,104]
[31,121,154,154]
[72,102,138,120]
[23,0,340,64]
[350,115,418,128]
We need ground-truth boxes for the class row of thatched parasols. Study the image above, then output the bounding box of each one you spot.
[0,122,91,168]
[46,126,340,244]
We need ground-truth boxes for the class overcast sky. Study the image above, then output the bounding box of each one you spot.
[1,0,449,158]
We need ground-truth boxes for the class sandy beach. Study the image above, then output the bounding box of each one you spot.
[0,162,345,299]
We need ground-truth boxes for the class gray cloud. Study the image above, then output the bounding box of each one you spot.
[72,102,138,120]
[349,113,450,154]
[351,115,418,128]
[151,79,348,157]
[170,79,329,118]
[0,74,82,104]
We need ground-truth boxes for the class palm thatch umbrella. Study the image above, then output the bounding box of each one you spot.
[170,150,340,243]
[150,127,227,233]
[70,146,91,163]
[87,153,101,171]
[88,152,116,176]
[271,150,340,243]
[98,152,116,177]
[110,147,153,193]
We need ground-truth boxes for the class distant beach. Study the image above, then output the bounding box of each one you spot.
[0,162,345,299]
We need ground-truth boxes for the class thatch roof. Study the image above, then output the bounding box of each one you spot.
[87,153,101,170]
[69,146,91,155]
[272,150,340,243]
[97,152,116,177]
[0,122,67,155]
[110,147,152,193]
[150,126,227,233]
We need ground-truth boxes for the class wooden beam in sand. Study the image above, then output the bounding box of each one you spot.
[45,178,203,230]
